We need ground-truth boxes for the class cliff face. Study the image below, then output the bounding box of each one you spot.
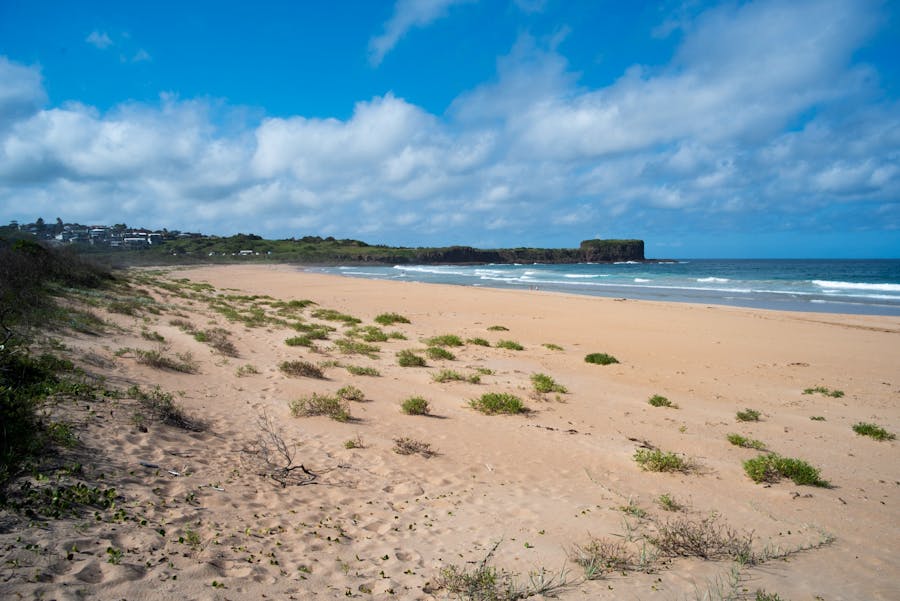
[402,239,645,264]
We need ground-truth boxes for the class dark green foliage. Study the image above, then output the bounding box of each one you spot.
[466,337,490,346]
[531,373,567,394]
[397,349,426,367]
[345,364,380,376]
[852,422,895,441]
[374,312,410,325]
[333,338,380,357]
[470,393,528,415]
[486,325,509,331]
[648,394,677,408]
[6,481,119,519]
[291,322,333,339]
[285,335,314,347]
[743,454,829,487]
[426,334,464,347]
[726,433,766,450]
[584,353,618,365]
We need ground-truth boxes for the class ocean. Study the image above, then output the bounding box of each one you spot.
[311,259,900,316]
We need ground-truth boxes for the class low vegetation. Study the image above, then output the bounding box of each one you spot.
[432,369,480,384]
[438,542,567,599]
[336,385,365,402]
[585,352,619,365]
[279,360,325,379]
[426,346,455,360]
[374,312,410,325]
[542,343,563,351]
[401,396,430,415]
[656,493,683,512]
[426,334,464,347]
[393,437,435,457]
[470,392,529,415]
[397,349,426,367]
[345,364,380,376]
[803,385,844,398]
[633,448,693,473]
[743,453,829,487]
[132,347,199,373]
[735,408,761,422]
[726,433,767,450]
[289,394,350,422]
[651,515,753,562]
[486,325,509,331]
[310,308,361,324]
[851,422,895,441]
[235,364,260,377]
[466,337,490,346]
[495,339,524,351]
[333,338,379,358]
[531,373,567,394]
[647,394,677,408]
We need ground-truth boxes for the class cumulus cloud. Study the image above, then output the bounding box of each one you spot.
[86,30,113,49]
[368,0,472,66]
[1,0,897,247]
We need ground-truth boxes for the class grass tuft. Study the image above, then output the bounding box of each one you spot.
[426,346,455,360]
[235,364,260,377]
[279,360,325,379]
[851,422,895,441]
[726,433,767,450]
[735,408,761,422]
[633,448,692,473]
[397,349,426,367]
[495,339,524,351]
[743,453,829,487]
[585,352,619,365]
[803,386,844,398]
[374,312,410,325]
[531,373,567,394]
[542,343,564,351]
[289,394,350,422]
[426,334,464,347]
[486,325,509,331]
[345,364,380,376]
[466,337,490,347]
[470,392,529,415]
[336,385,365,402]
[401,397,430,415]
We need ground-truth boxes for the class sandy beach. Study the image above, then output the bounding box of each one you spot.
[2,263,897,600]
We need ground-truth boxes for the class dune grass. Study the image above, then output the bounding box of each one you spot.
[633,449,692,473]
[289,394,350,422]
[852,422,895,441]
[426,334,464,347]
[401,397,430,415]
[470,392,529,415]
[495,339,524,351]
[466,337,490,346]
[426,346,455,360]
[279,360,324,379]
[531,373,567,394]
[397,349,426,367]
[743,453,829,487]
[735,408,761,422]
[374,312,410,325]
[726,433,767,450]
[345,364,380,376]
[803,386,844,398]
[585,352,618,365]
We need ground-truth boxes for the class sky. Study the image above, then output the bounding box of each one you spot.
[0,0,898,258]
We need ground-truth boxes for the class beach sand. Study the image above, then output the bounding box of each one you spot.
[2,263,897,600]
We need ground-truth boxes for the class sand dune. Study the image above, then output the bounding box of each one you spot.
[1,264,897,600]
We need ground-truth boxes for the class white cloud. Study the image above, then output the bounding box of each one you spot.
[368,0,472,66]
[1,0,898,245]
[132,49,152,62]
[86,30,113,49]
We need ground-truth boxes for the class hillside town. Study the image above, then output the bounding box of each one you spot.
[3,218,202,248]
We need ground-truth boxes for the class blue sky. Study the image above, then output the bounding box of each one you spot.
[1,0,898,258]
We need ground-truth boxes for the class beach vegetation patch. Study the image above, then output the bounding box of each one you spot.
[132,348,199,373]
[809,415,826,421]
[235,364,260,377]
[289,394,350,422]
[650,515,753,561]
[347,325,390,342]
[470,392,529,415]
[334,338,379,358]
[285,335,314,347]
[393,437,435,457]
[141,329,165,342]
[466,337,490,346]
[569,536,644,579]
[648,394,677,408]
[397,349,426,367]
[726,434,766,450]
[496,339,524,351]
[336,385,365,402]
[486,325,509,331]
[291,322,333,339]
[437,542,568,598]
[279,360,325,379]
[129,385,205,431]
[851,422,895,441]
[401,397,430,415]
[743,453,829,487]
[584,353,619,365]
[310,308,361,324]
[475,367,494,376]
[432,369,466,383]
[531,373,567,394]
[344,435,365,449]
[345,364,380,376]
[197,327,238,357]
[803,386,844,398]
[426,346,455,360]
[633,449,692,473]
[656,493,683,512]
[374,312,410,325]
[426,334,464,347]
[736,408,761,422]
[542,343,564,351]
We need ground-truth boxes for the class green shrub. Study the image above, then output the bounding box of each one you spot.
[803,386,844,398]
[495,340,524,351]
[470,393,528,415]
[426,346,455,360]
[743,454,828,487]
[531,373,567,394]
[285,335,313,347]
[466,337,490,346]
[333,338,379,357]
[542,343,563,351]
[633,449,691,473]
[279,360,324,379]
[487,325,509,331]
[401,397,430,415]
[347,325,389,342]
[852,422,895,441]
[291,322,332,339]
[397,350,426,367]
[311,308,361,324]
[289,394,350,422]
[426,334,464,347]
[809,415,826,421]
[432,369,466,383]
[585,353,618,365]
[374,312,410,325]
[736,408,761,422]
[726,433,766,450]
[648,394,677,408]
[336,386,365,402]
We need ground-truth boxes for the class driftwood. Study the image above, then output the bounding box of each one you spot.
[240,412,317,487]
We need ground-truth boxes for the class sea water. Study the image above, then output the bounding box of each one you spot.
[312,259,900,316]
